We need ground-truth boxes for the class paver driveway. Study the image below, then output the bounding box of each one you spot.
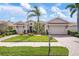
[53,35,79,56]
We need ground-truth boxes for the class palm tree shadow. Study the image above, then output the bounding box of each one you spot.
[23,35,33,42]
[74,41,79,43]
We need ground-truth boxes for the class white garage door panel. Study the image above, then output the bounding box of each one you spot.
[49,26,67,34]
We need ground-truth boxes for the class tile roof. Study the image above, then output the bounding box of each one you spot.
[48,17,70,24]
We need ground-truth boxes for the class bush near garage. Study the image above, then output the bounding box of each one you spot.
[67,30,79,38]
[74,34,79,38]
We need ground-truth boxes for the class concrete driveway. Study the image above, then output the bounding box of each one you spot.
[53,35,79,56]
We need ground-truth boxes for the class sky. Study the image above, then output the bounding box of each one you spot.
[0,3,77,22]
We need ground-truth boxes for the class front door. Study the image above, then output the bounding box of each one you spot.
[29,26,32,33]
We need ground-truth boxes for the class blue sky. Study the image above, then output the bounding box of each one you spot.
[0,3,77,22]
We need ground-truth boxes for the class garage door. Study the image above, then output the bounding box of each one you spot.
[16,27,24,34]
[48,26,67,34]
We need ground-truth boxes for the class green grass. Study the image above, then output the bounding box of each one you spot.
[0,46,69,56]
[0,35,2,38]
[0,35,5,38]
[2,35,57,42]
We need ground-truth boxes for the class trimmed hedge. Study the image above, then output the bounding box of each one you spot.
[5,30,16,35]
[0,30,16,38]
[0,34,6,38]
[74,34,79,38]
[67,30,79,38]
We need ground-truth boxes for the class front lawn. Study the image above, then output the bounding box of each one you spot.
[0,34,6,38]
[0,35,2,38]
[2,35,57,42]
[0,46,69,56]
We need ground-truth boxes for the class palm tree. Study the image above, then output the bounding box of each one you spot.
[27,6,41,34]
[66,3,79,31]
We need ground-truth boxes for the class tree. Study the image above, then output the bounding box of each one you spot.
[66,3,79,31]
[33,22,45,34]
[27,6,41,34]
[7,26,13,31]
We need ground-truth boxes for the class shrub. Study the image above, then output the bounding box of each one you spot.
[28,33,34,36]
[67,30,78,36]
[70,31,78,36]
[5,30,16,35]
[19,33,24,36]
[74,34,79,38]
[11,30,16,34]
[67,30,70,35]
[5,31,11,36]
[2,34,6,37]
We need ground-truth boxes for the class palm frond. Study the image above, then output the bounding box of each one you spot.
[27,9,40,16]
[70,9,76,17]
[65,4,76,9]
[27,14,36,20]
[66,4,77,17]
[27,10,36,15]
[33,6,41,16]
[70,8,75,11]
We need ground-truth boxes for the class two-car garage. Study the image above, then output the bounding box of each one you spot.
[48,25,67,34]
[47,18,69,34]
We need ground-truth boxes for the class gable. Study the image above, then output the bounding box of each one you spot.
[48,18,69,24]
[15,21,25,25]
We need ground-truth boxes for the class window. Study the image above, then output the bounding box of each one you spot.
[30,23,32,25]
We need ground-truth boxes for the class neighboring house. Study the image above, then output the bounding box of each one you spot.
[0,21,8,34]
[0,20,15,34]
[14,20,35,34]
[45,17,77,34]
[14,21,25,34]
[0,17,77,34]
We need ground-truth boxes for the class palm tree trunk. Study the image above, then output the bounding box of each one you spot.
[37,16,40,34]
[77,9,79,31]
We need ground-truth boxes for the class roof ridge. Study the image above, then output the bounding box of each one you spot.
[48,17,70,24]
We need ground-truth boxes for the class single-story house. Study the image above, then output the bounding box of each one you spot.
[45,17,77,34]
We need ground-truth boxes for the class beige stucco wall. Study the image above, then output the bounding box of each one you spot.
[68,26,77,31]
[45,23,77,34]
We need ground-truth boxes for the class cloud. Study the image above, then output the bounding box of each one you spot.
[0,5,27,22]
[51,6,77,22]
[39,7,47,15]
[0,5,26,14]
[61,8,77,22]
[51,6,66,18]
[20,3,31,10]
